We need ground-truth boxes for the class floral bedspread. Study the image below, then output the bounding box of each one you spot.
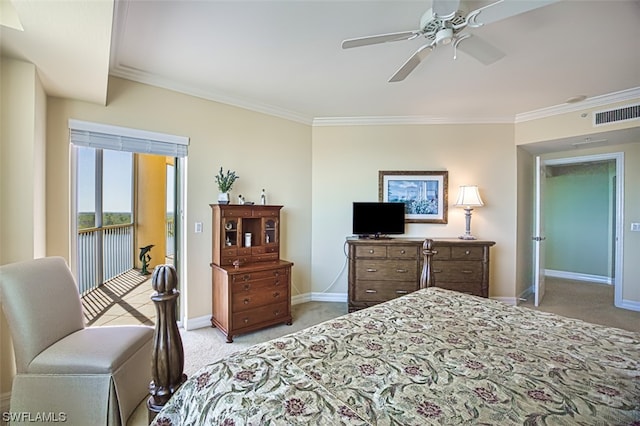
[151,288,640,425]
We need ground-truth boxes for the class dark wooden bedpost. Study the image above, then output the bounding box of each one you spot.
[420,239,435,289]
[147,264,187,423]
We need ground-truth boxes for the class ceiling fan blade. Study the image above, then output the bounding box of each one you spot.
[388,43,434,82]
[432,0,461,20]
[455,34,505,65]
[467,0,560,27]
[342,31,421,49]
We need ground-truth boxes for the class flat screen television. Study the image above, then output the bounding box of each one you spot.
[352,202,405,238]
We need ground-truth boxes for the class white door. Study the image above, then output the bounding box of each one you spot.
[533,156,546,306]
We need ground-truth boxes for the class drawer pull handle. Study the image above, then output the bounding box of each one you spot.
[243,318,249,324]
[274,280,280,286]
[273,310,280,316]
[243,274,251,281]
[365,289,377,294]
[243,298,250,304]
[273,292,280,298]
[366,268,377,272]
[274,271,280,277]
[396,290,409,294]
[368,249,375,254]
[462,270,474,274]
[244,284,250,291]
[432,250,438,254]
[465,250,471,255]
[433,269,443,273]
[396,269,408,273]
[400,250,406,254]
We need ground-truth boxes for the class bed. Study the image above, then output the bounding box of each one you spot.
[150,287,639,425]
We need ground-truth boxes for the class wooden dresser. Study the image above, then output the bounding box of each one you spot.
[347,238,423,312]
[210,204,292,342]
[347,238,494,312]
[420,238,495,298]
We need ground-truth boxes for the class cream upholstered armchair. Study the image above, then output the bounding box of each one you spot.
[0,257,153,425]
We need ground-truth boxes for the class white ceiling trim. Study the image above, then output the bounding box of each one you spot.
[109,64,313,125]
[515,87,640,123]
[312,115,514,127]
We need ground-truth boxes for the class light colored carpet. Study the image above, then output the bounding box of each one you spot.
[180,301,348,376]
[518,276,640,333]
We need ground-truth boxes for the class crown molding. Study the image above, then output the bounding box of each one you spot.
[110,65,313,125]
[515,87,640,123]
[312,115,514,126]
[109,66,639,128]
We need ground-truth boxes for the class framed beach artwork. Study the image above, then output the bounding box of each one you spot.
[378,170,448,223]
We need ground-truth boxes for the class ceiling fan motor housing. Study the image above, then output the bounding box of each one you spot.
[419,5,468,42]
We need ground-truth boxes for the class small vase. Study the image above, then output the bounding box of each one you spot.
[218,192,230,205]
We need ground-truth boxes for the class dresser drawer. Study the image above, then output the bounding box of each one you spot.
[231,267,288,284]
[388,245,419,258]
[232,287,289,312]
[356,260,417,281]
[353,280,418,302]
[431,247,451,260]
[221,208,253,218]
[451,246,485,260]
[354,245,387,258]
[220,255,251,266]
[432,261,483,282]
[232,301,289,329]
[435,281,483,297]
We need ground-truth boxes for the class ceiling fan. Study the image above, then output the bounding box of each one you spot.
[342,0,559,82]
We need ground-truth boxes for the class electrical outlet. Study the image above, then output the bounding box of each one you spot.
[195,222,203,233]
[631,222,640,232]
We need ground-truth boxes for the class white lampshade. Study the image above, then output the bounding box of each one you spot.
[455,185,484,208]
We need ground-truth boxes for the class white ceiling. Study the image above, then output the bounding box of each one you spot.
[2,0,640,131]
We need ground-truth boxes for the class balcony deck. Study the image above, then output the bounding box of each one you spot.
[81,269,155,326]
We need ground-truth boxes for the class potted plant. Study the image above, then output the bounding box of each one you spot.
[215,167,239,204]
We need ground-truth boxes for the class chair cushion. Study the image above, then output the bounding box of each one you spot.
[0,257,85,373]
[28,325,153,374]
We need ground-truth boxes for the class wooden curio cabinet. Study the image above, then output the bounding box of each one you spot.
[210,204,292,343]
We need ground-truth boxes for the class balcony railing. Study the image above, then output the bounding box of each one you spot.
[166,217,175,257]
[77,224,134,295]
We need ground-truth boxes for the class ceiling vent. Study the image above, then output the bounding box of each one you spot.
[593,104,640,126]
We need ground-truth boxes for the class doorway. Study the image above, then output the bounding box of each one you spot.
[534,152,624,309]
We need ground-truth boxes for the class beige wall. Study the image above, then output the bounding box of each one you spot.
[311,124,518,299]
[46,77,312,324]
[0,58,46,398]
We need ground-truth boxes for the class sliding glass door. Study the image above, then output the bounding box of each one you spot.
[76,147,134,294]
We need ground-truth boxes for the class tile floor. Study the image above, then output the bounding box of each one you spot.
[81,269,155,326]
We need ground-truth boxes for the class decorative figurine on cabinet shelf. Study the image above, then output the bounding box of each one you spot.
[238,195,245,205]
[260,189,266,205]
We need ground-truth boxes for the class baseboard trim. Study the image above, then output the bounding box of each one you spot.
[310,292,347,303]
[183,315,211,331]
[183,292,347,330]
[545,269,612,285]
[618,298,640,312]
[491,296,517,306]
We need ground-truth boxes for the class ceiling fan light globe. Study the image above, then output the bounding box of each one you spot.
[435,28,453,45]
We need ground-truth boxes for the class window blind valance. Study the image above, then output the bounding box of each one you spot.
[68,119,189,157]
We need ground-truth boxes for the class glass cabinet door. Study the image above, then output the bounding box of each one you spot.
[223,218,239,247]
[263,218,278,245]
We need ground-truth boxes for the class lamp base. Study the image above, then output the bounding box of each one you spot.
[458,234,477,240]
